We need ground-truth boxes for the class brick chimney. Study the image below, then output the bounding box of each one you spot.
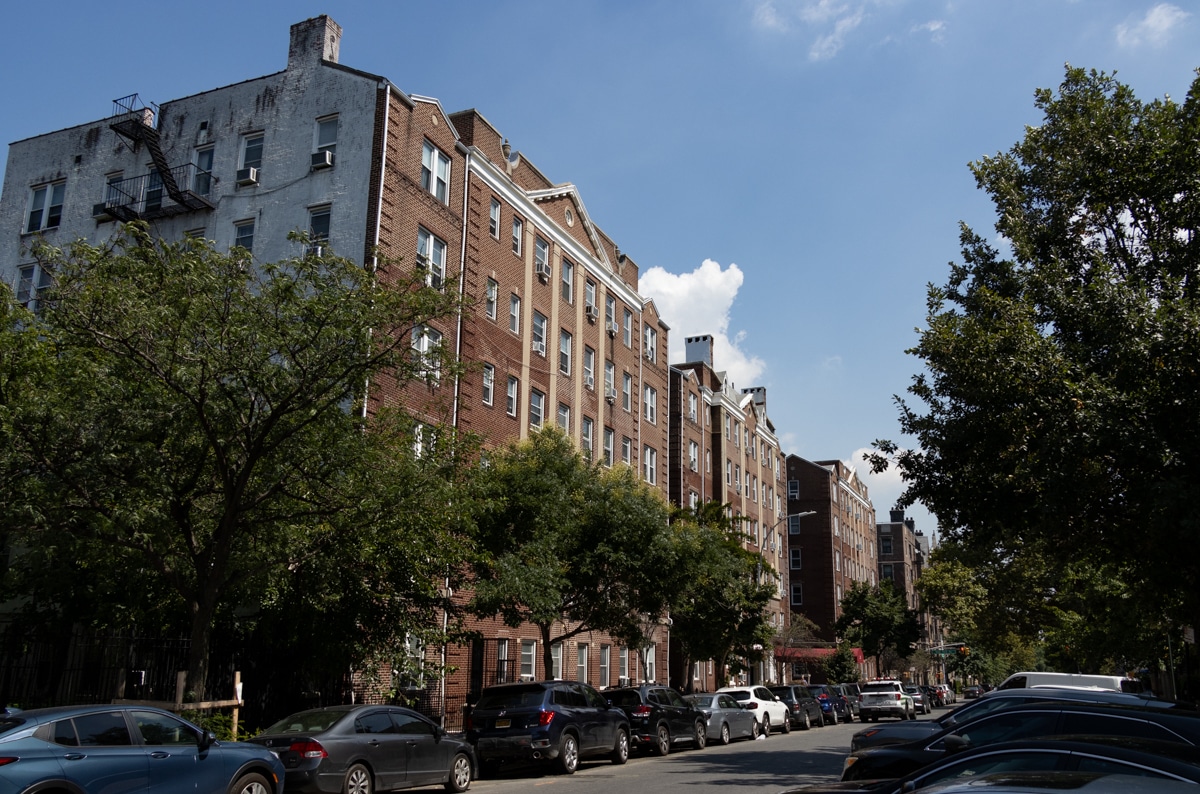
[289,16,342,69]
[684,334,714,366]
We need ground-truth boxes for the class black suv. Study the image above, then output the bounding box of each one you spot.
[465,681,629,775]
[842,700,1200,781]
[768,685,823,730]
[606,684,708,755]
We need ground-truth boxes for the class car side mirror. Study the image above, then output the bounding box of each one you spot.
[199,730,216,751]
[943,734,969,754]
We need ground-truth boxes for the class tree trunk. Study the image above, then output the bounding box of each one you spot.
[185,586,221,701]
[539,623,554,680]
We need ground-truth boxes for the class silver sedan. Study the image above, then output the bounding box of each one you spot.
[685,692,759,745]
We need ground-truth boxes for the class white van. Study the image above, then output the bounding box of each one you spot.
[996,671,1145,693]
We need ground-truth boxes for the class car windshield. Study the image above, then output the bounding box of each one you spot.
[723,690,751,700]
[607,690,644,708]
[863,683,900,693]
[475,685,547,710]
[262,708,350,734]
[0,717,25,736]
[807,686,826,697]
[687,695,714,707]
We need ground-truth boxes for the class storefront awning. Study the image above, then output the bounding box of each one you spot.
[776,646,865,664]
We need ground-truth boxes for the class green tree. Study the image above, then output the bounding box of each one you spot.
[823,643,861,685]
[0,226,472,697]
[870,66,1200,647]
[915,556,987,638]
[666,502,778,689]
[835,581,920,675]
[469,428,673,675]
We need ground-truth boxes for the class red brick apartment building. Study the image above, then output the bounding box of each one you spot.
[783,455,876,681]
[0,16,672,728]
[670,335,788,688]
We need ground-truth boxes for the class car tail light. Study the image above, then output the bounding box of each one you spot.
[631,705,653,717]
[464,715,474,732]
[894,693,902,701]
[288,740,328,760]
[744,702,758,709]
[0,757,17,767]
[538,710,555,726]
[817,694,828,700]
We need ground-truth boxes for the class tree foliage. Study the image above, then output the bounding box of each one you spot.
[835,581,920,675]
[469,427,674,674]
[0,226,474,696]
[870,66,1200,655]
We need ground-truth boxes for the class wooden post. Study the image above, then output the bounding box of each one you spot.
[231,671,242,738]
[175,671,187,711]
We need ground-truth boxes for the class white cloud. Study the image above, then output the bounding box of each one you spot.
[1115,3,1189,49]
[809,9,866,60]
[640,259,767,390]
[822,355,844,370]
[911,19,946,43]
[749,0,869,60]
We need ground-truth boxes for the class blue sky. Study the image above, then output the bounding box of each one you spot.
[2,1,1195,538]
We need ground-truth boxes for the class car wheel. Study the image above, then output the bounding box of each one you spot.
[693,720,707,749]
[654,723,671,756]
[719,722,731,745]
[802,710,811,730]
[611,727,629,765]
[445,753,472,793]
[831,709,839,725]
[343,763,373,794]
[750,718,760,739]
[556,733,579,774]
[761,713,771,737]
[229,772,271,794]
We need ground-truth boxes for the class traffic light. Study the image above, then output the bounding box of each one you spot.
[957,646,970,656]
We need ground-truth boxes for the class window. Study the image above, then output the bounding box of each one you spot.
[509,294,521,334]
[132,710,199,747]
[506,376,519,417]
[421,140,450,204]
[689,393,698,422]
[145,169,163,213]
[309,206,331,254]
[605,295,616,328]
[619,648,629,682]
[881,537,893,555]
[561,259,574,302]
[485,278,498,320]
[583,347,595,389]
[643,446,657,485]
[644,644,656,682]
[726,461,733,488]
[557,402,570,432]
[534,237,549,275]
[622,372,632,411]
[788,514,802,535]
[621,437,632,465]
[511,217,523,256]
[585,280,596,312]
[482,364,495,406]
[882,563,894,581]
[532,312,547,355]
[644,325,657,362]
[623,309,633,347]
[689,441,699,472]
[791,582,803,606]
[233,219,255,252]
[530,389,545,428]
[644,386,657,424]
[604,361,615,398]
[316,115,338,154]
[835,550,841,571]
[734,465,741,494]
[417,227,446,289]
[241,134,264,169]
[551,643,563,680]
[16,264,52,313]
[582,417,594,460]
[521,640,536,679]
[689,491,699,508]
[600,645,611,687]
[26,182,65,233]
[706,450,711,472]
[559,330,572,374]
[576,643,589,682]
[193,147,214,195]
[489,198,500,239]
[603,428,614,467]
[411,325,442,384]
[788,479,800,499]
[496,639,510,683]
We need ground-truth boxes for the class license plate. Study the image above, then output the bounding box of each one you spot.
[495,718,511,728]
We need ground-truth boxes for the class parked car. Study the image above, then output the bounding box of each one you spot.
[716,685,791,736]
[768,685,823,730]
[936,684,956,705]
[921,685,944,708]
[606,684,707,755]
[250,703,475,793]
[906,685,932,714]
[0,704,284,794]
[779,736,1200,793]
[841,700,1200,781]
[850,684,1196,752]
[963,685,984,699]
[684,692,759,744]
[464,680,628,775]
[858,679,915,722]
[835,682,863,719]
[807,684,852,725]
[996,671,1144,693]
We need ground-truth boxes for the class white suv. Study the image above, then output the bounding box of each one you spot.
[857,679,915,721]
[716,685,791,736]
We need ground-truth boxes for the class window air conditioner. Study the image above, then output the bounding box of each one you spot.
[311,150,335,170]
[535,261,551,281]
[585,374,594,388]
[532,340,546,355]
[236,167,259,186]
[606,320,618,337]
[605,387,617,404]
[585,304,598,322]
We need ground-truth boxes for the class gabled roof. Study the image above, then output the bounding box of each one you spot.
[526,184,611,271]
[409,94,463,148]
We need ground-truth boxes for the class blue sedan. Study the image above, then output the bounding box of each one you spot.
[0,704,283,794]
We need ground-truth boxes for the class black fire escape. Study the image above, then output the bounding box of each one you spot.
[96,94,214,222]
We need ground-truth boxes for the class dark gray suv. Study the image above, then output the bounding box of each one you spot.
[768,685,823,730]
[465,681,629,775]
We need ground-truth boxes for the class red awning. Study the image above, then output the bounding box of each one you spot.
[776,646,865,664]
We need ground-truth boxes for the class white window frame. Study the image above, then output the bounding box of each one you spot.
[509,294,521,334]
[561,259,574,303]
[582,347,595,389]
[600,645,611,687]
[193,146,214,195]
[308,206,331,254]
[532,312,547,356]
[557,402,571,432]
[534,237,550,274]
[644,386,657,424]
[619,648,629,683]
[233,219,255,252]
[559,330,572,375]
[603,428,614,467]
[417,226,446,290]
[643,446,657,485]
[240,133,264,170]
[25,181,65,233]
[582,417,594,460]
[482,364,495,406]
[644,325,657,362]
[315,115,338,154]
[689,441,699,472]
[521,640,536,679]
[621,437,632,466]
[411,325,443,384]
[530,389,545,429]
[585,280,596,313]
[576,643,589,682]
[16,264,52,313]
[689,393,697,422]
[489,198,501,239]
[485,278,498,320]
[511,217,523,256]
[421,140,451,204]
[551,642,563,680]
[622,373,632,412]
[506,376,519,417]
[623,309,633,347]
